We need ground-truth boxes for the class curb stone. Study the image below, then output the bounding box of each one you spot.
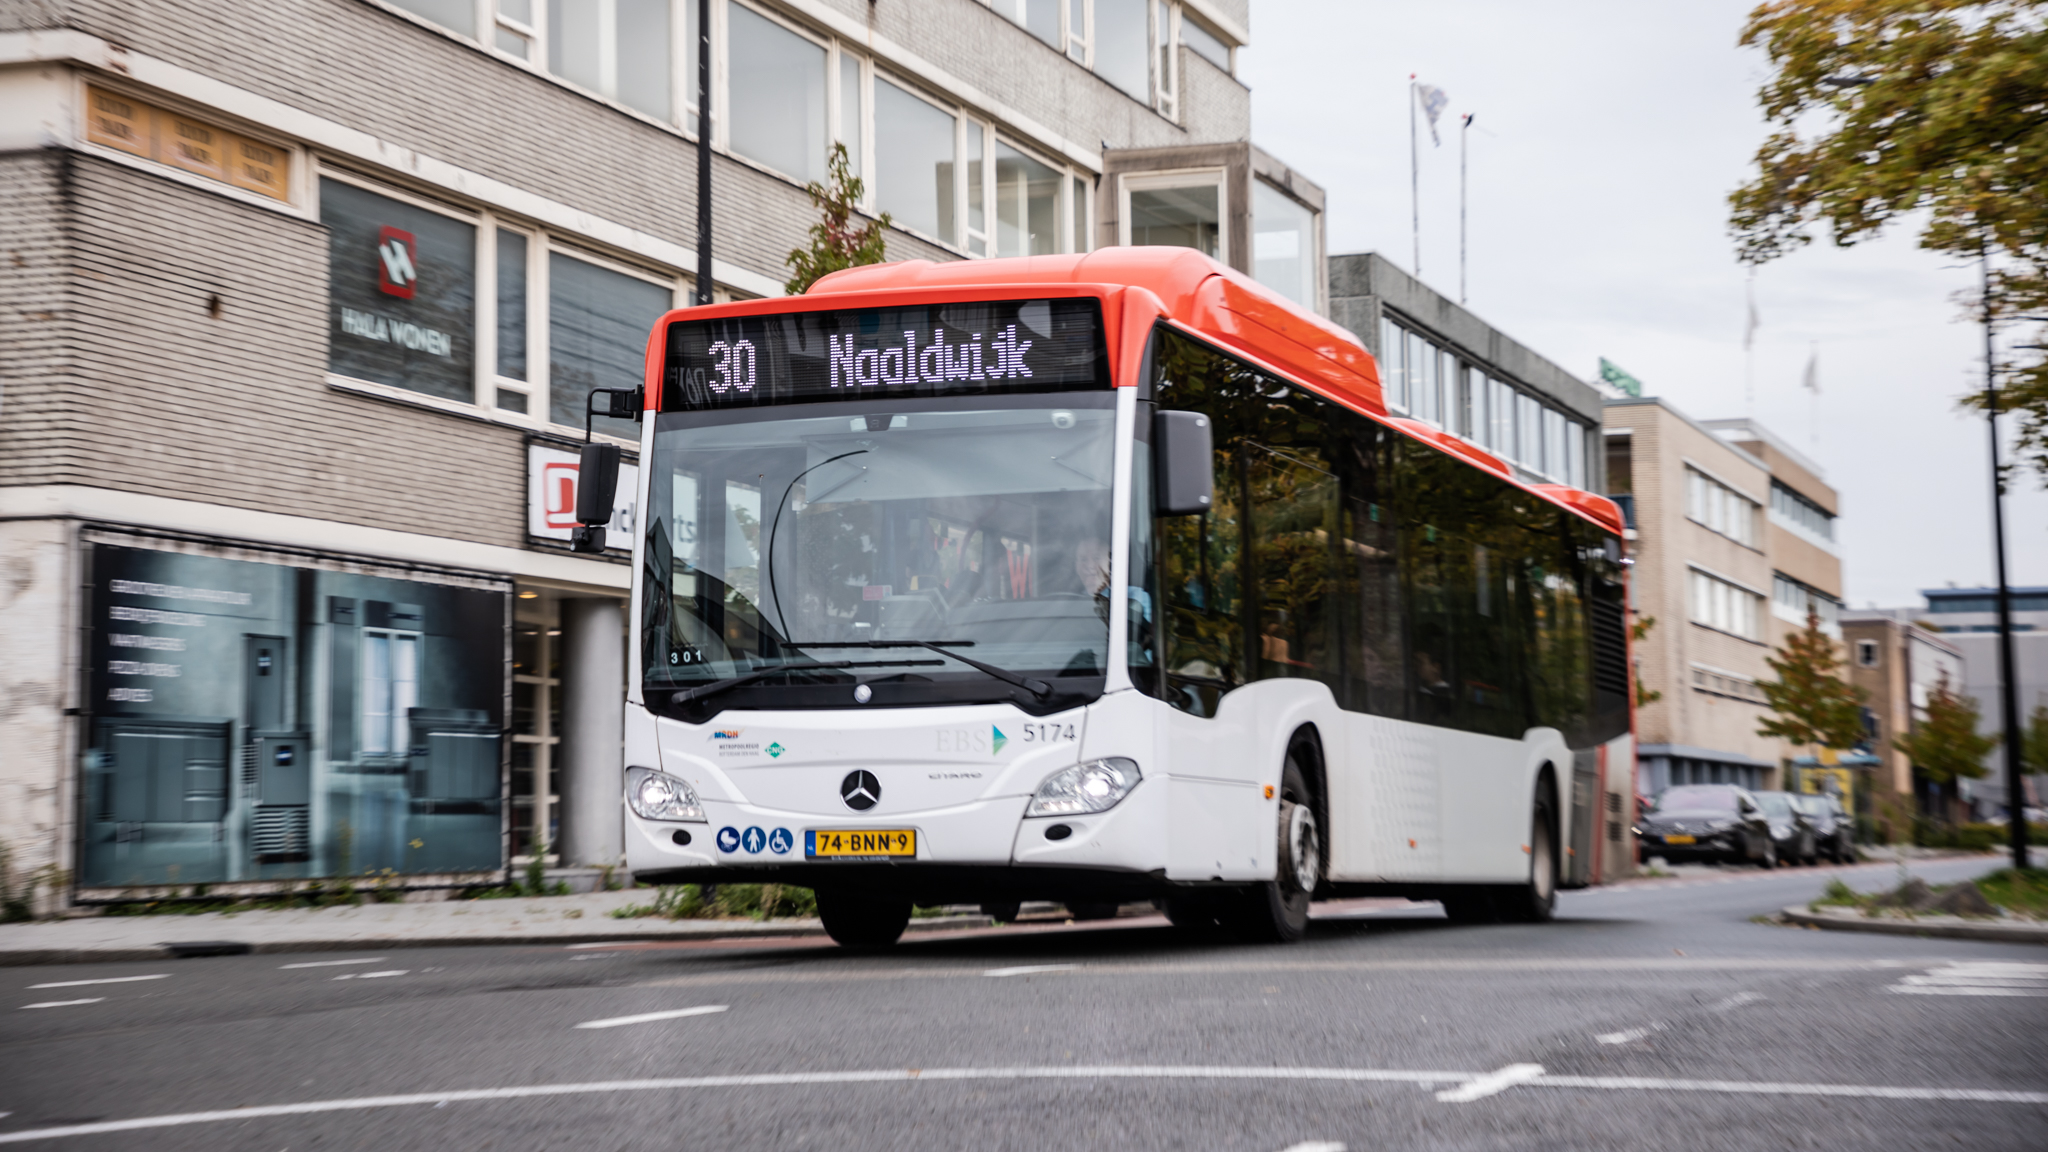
[1780,904,2048,945]
[0,914,995,967]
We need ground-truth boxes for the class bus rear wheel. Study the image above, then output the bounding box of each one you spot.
[1494,793,1557,923]
[816,889,912,948]
[1232,757,1320,944]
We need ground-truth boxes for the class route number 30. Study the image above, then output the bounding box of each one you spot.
[707,339,758,394]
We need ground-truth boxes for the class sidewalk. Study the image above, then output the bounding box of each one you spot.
[0,890,993,967]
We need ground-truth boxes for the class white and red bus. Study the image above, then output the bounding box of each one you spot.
[590,247,1630,946]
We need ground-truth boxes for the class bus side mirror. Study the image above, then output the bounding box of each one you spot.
[570,442,621,554]
[1154,410,1213,516]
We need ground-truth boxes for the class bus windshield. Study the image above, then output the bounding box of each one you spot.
[640,393,1119,715]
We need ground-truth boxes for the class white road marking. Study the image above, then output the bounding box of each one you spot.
[356,971,407,979]
[574,1004,729,1030]
[28,975,169,989]
[1437,1063,1546,1102]
[1888,962,2048,997]
[1595,1028,1651,1045]
[19,999,105,1010]
[1277,1143,1345,1152]
[0,1064,2040,1143]
[983,965,1077,978]
[1711,992,1764,1011]
[280,958,387,969]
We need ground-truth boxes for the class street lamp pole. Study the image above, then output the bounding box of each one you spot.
[696,0,712,306]
[1981,243,2029,870]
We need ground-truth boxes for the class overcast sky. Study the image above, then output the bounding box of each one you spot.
[1239,0,2047,609]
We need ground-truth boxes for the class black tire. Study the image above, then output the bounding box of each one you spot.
[980,900,1022,924]
[1230,752,1320,944]
[1065,901,1120,921]
[1758,839,1778,870]
[1496,791,1558,923]
[816,889,912,948]
[1833,839,1851,865]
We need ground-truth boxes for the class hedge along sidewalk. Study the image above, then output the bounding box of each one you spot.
[1781,904,2048,945]
[0,889,991,967]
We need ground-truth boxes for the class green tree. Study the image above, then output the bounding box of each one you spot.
[1893,673,1998,821]
[1729,0,2048,475]
[1631,614,1663,706]
[784,143,891,295]
[2022,702,2048,777]
[1757,609,1867,758]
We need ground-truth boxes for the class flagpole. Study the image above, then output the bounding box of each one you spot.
[1410,75,1420,276]
[1744,271,1757,418]
[1460,113,1471,305]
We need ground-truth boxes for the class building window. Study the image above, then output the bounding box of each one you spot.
[389,0,475,35]
[874,78,958,243]
[1489,375,1514,458]
[1770,478,1836,543]
[1566,422,1587,489]
[989,0,1063,47]
[727,3,827,184]
[548,250,676,437]
[322,177,478,405]
[1252,179,1318,309]
[1518,393,1543,474]
[994,142,1062,256]
[1181,10,1231,71]
[1093,0,1150,102]
[1857,638,1879,667]
[1122,170,1225,257]
[1073,173,1093,253]
[1690,569,1762,641]
[548,0,673,121]
[1772,572,1842,634]
[835,48,864,179]
[1687,467,1761,548]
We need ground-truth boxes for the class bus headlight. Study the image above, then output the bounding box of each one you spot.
[1026,758,1141,817]
[625,766,706,823]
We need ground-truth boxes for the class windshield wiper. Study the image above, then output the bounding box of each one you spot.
[668,657,941,707]
[795,640,1052,699]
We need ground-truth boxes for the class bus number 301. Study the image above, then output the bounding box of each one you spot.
[1020,722,1076,742]
[707,339,758,394]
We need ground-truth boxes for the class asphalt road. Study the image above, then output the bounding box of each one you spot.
[2,856,2043,1151]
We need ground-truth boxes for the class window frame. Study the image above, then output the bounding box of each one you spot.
[1687,565,1765,642]
[319,166,689,447]
[1684,463,1762,550]
[1118,167,1230,258]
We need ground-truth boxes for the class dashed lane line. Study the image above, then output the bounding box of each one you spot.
[1889,962,2048,998]
[1276,1143,1345,1152]
[574,1005,729,1030]
[1437,1064,1546,1102]
[27,975,169,990]
[2,1064,2042,1143]
[18,999,104,1010]
[279,958,388,969]
[983,965,1077,978]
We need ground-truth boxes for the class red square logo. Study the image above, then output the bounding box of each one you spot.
[376,226,417,298]
[541,461,581,530]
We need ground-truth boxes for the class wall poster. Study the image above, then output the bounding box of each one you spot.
[80,537,509,889]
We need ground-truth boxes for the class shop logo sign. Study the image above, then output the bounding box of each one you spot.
[377,226,418,298]
[540,462,580,530]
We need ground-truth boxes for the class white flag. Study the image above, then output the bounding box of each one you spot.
[1802,346,1819,394]
[1416,83,1450,146]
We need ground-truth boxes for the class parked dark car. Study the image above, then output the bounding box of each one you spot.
[1636,784,1774,867]
[1792,793,1855,864]
[1753,791,1819,866]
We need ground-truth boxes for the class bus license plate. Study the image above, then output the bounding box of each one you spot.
[807,829,916,858]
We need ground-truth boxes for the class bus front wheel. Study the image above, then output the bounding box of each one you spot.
[1494,792,1557,923]
[817,889,912,948]
[1232,757,1320,943]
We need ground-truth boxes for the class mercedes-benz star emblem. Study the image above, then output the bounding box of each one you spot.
[840,770,881,812]
[852,683,873,704]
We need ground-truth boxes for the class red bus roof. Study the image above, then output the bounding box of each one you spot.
[643,247,1622,536]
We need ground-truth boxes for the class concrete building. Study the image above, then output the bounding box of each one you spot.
[1330,252,1603,492]
[1894,587,2048,818]
[0,0,1298,907]
[1839,611,1965,806]
[1605,398,1845,796]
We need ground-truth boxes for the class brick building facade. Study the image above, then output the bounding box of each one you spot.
[0,0,1328,905]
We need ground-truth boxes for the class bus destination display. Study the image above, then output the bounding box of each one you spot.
[662,297,1107,410]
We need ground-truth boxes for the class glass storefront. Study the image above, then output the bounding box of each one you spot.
[80,539,508,888]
